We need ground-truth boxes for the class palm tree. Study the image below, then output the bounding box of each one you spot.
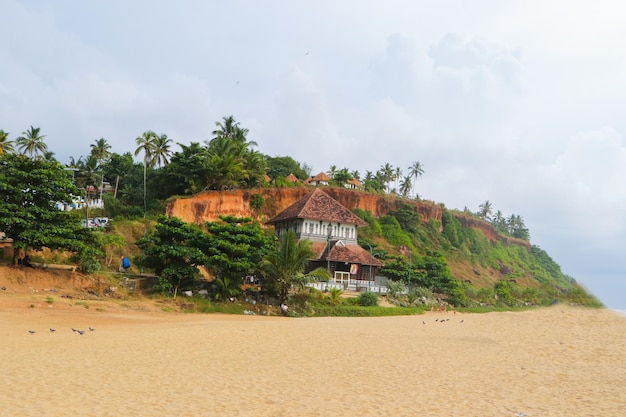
[134,131,158,215]
[478,200,493,221]
[399,175,412,198]
[408,161,424,198]
[261,230,328,304]
[89,138,111,168]
[204,118,266,191]
[394,166,402,192]
[0,130,14,155]
[16,126,47,159]
[212,115,254,144]
[378,163,394,192]
[326,165,337,179]
[151,134,173,167]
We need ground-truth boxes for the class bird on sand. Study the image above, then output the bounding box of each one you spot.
[88,326,95,331]
[422,321,426,325]
[28,330,36,334]
[49,328,56,332]
[77,330,85,335]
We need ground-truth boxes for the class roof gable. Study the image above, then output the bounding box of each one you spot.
[266,188,367,226]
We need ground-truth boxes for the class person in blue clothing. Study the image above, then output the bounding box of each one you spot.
[119,256,130,273]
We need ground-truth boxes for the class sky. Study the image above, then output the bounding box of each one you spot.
[1,0,625,309]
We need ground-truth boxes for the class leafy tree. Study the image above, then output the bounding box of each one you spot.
[16,126,47,159]
[261,230,327,304]
[102,152,143,204]
[441,208,463,248]
[154,142,207,197]
[136,216,208,297]
[201,215,273,285]
[0,153,97,265]
[264,155,309,181]
[414,250,456,294]
[390,203,420,234]
[0,130,14,155]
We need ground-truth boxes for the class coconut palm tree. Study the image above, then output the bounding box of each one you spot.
[0,130,14,155]
[16,126,47,159]
[394,166,402,193]
[478,200,493,221]
[261,230,328,305]
[151,133,173,167]
[89,138,111,168]
[399,175,412,198]
[408,161,424,198]
[134,131,158,215]
[212,115,254,144]
[379,163,394,192]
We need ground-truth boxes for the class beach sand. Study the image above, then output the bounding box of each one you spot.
[1,286,625,416]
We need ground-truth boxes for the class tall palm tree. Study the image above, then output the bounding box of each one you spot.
[134,131,158,215]
[394,166,402,193]
[89,138,111,168]
[379,163,394,192]
[0,130,14,155]
[408,161,424,198]
[478,200,493,221]
[261,230,328,305]
[399,175,412,198]
[151,134,173,167]
[16,126,47,159]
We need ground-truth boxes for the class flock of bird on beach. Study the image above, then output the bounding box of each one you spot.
[27,317,466,333]
[28,326,95,335]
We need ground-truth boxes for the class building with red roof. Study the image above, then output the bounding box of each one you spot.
[266,188,383,287]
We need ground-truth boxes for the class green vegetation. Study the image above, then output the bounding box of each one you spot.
[0,118,602,316]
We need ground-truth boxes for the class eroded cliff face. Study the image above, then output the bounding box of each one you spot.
[166,187,442,225]
[166,186,527,249]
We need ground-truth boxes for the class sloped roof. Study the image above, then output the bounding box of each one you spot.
[310,171,330,181]
[311,240,383,266]
[346,178,361,187]
[285,173,299,183]
[266,188,367,226]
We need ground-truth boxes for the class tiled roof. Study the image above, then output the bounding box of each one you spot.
[310,172,329,181]
[285,173,299,183]
[312,240,383,266]
[266,188,367,226]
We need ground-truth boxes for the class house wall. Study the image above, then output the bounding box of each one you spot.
[274,219,358,244]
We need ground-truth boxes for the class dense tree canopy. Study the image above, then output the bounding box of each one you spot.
[0,153,96,265]
[136,216,208,297]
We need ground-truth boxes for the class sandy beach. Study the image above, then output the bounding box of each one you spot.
[1,292,625,417]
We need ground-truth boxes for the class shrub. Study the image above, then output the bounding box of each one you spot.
[358,291,379,307]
